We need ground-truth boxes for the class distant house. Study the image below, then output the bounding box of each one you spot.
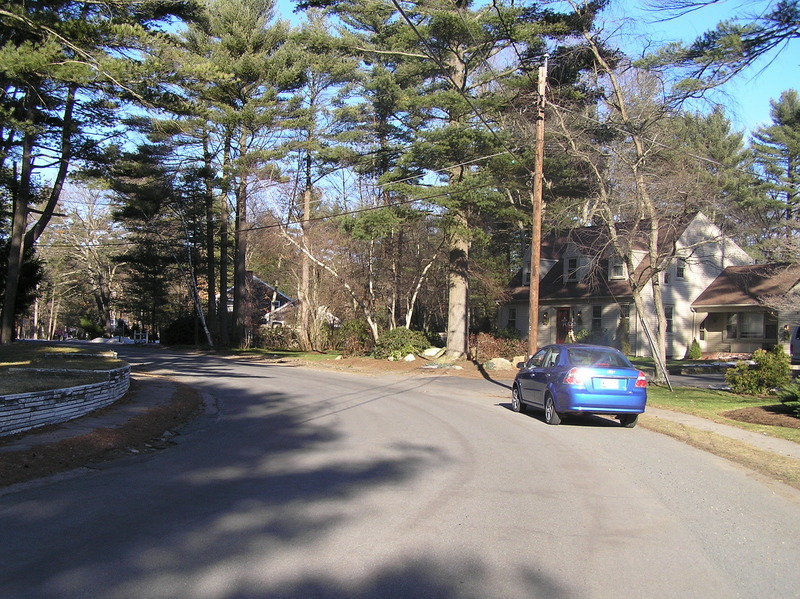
[501,212,754,358]
[221,272,294,327]
[691,263,800,355]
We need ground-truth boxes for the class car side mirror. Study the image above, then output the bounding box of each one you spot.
[516,361,525,369]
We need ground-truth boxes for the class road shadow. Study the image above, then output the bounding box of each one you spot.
[498,401,625,427]
[475,361,513,390]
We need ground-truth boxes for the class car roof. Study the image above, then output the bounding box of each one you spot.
[543,344,623,352]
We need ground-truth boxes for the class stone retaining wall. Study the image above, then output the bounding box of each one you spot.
[0,365,131,438]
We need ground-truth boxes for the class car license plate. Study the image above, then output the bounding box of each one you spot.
[599,378,621,390]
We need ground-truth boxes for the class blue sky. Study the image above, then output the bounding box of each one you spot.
[599,0,798,135]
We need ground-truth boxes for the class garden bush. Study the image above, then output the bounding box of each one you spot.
[685,338,702,360]
[373,327,430,360]
[79,317,105,340]
[777,382,800,418]
[329,320,374,356]
[470,332,528,362]
[161,315,197,346]
[725,346,791,396]
[255,324,299,350]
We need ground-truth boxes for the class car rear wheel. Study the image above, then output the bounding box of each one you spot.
[511,386,527,413]
[544,395,561,425]
[619,414,638,428]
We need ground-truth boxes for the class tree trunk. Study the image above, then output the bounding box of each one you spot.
[203,135,217,341]
[233,173,248,348]
[218,135,232,346]
[445,213,470,359]
[0,102,35,344]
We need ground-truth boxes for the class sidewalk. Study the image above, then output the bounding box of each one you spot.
[642,406,800,460]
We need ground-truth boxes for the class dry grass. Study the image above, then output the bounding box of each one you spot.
[640,415,800,490]
[0,381,203,488]
[0,342,123,395]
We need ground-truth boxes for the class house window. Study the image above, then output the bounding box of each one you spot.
[609,256,625,280]
[725,312,776,339]
[507,308,517,331]
[663,269,670,285]
[676,258,686,279]
[592,305,602,331]
[619,304,630,320]
[523,263,531,286]
[566,257,578,282]
[665,305,673,334]
[726,313,738,339]
[765,313,778,340]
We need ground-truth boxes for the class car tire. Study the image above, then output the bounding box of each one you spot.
[511,386,527,413]
[619,414,638,428]
[544,395,561,425]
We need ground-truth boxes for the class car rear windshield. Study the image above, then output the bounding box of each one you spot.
[567,348,631,368]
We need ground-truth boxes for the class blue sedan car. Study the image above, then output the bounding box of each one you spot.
[511,344,647,427]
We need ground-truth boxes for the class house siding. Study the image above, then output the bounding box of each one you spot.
[502,212,755,358]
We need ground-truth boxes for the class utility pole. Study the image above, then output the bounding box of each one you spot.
[528,56,548,356]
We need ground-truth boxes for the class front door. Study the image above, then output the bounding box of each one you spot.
[556,307,572,343]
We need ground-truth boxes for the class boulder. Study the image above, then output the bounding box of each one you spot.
[482,357,515,371]
[423,347,446,358]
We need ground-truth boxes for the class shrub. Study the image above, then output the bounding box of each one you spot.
[329,320,374,356]
[79,317,105,340]
[373,327,430,360]
[686,338,702,360]
[255,324,299,350]
[470,332,528,362]
[725,346,791,396]
[161,315,197,346]
[777,382,800,418]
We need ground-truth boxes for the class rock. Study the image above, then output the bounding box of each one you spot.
[403,354,416,362]
[482,357,515,371]
[423,347,446,358]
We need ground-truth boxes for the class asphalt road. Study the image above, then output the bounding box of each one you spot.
[2,347,800,599]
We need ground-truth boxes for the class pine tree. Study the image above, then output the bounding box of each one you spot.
[0,0,200,343]
[751,90,800,261]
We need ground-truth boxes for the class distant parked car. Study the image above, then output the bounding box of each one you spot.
[511,344,647,427]
[791,325,800,366]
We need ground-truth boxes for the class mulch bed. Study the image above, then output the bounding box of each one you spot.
[723,403,800,429]
[0,383,203,489]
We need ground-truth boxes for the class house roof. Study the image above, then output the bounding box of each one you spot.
[692,263,800,310]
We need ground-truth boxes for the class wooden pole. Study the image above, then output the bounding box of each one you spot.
[528,56,548,356]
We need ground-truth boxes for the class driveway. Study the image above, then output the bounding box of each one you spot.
[1,346,799,598]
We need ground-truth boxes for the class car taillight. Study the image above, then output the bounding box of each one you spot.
[564,368,588,386]
[635,371,647,388]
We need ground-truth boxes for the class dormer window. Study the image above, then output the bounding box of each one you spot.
[676,258,686,279]
[566,257,578,282]
[609,256,625,280]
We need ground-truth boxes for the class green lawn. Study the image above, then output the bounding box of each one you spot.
[647,384,800,444]
[227,348,342,362]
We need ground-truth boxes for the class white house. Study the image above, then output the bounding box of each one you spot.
[500,212,754,358]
